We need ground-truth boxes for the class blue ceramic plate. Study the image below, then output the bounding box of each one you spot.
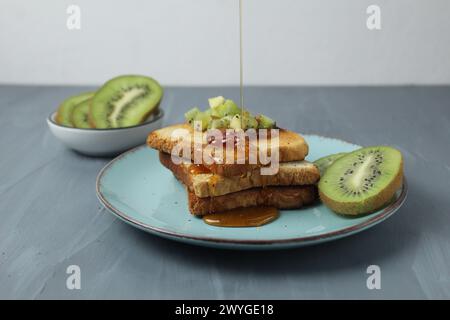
[96,135,407,250]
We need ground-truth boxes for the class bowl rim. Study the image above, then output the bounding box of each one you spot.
[47,109,164,131]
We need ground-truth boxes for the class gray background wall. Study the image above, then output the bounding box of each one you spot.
[1,0,449,86]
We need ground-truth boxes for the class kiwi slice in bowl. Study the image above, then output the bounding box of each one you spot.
[90,75,163,129]
[71,99,92,129]
[56,92,94,127]
[314,152,347,176]
[318,146,403,216]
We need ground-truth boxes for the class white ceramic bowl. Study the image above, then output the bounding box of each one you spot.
[47,109,164,156]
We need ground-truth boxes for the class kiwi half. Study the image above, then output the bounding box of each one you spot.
[71,99,92,129]
[90,75,163,128]
[314,152,347,176]
[319,146,403,215]
[56,92,94,127]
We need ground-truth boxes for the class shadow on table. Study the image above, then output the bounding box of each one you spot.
[121,180,439,277]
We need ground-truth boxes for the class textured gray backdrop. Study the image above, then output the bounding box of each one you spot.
[0,85,449,299]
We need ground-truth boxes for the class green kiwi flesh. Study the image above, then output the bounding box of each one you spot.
[318,146,403,215]
[71,99,92,129]
[184,97,275,131]
[90,75,163,128]
[56,92,94,127]
[314,152,347,176]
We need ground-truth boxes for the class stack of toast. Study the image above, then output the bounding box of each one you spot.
[147,124,320,216]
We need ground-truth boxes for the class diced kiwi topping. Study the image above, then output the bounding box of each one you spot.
[229,114,242,130]
[185,96,276,131]
[194,111,212,131]
[185,107,201,124]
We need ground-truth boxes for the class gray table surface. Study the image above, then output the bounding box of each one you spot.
[0,85,449,299]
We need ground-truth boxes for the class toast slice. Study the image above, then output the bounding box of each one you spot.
[159,151,320,198]
[147,124,309,177]
[187,186,317,216]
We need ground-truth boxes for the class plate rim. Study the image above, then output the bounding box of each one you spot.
[96,136,408,246]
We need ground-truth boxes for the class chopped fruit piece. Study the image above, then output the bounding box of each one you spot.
[218,115,232,128]
[185,97,277,131]
[229,114,242,130]
[185,107,201,124]
[209,119,227,129]
[257,114,276,129]
[210,101,239,118]
[243,114,258,129]
[210,107,222,118]
[222,100,240,116]
[194,112,212,131]
[203,108,213,117]
[208,96,225,108]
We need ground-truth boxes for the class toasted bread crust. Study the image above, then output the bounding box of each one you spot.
[188,185,317,216]
[147,124,309,177]
[202,162,260,177]
[159,152,320,198]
